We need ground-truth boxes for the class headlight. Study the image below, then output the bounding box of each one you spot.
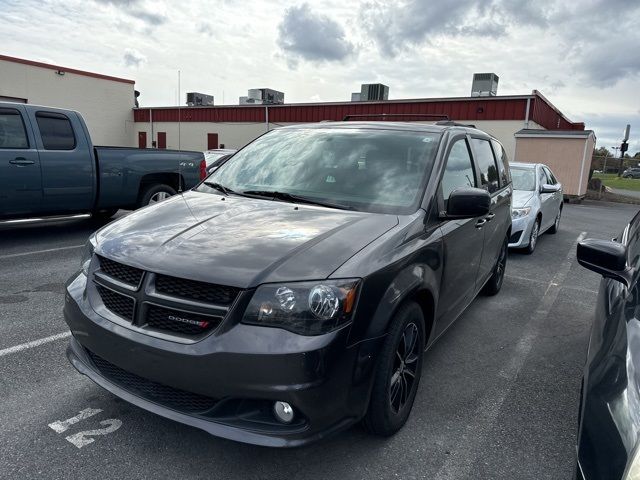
[81,235,96,275]
[512,207,531,219]
[242,279,360,335]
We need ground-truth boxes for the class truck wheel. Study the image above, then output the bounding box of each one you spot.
[482,236,508,296]
[363,302,425,437]
[138,184,177,208]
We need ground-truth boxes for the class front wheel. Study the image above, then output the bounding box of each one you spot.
[138,184,177,208]
[482,236,508,296]
[525,218,540,254]
[363,302,425,437]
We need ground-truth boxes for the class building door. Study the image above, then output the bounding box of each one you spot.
[157,132,166,149]
[207,133,218,150]
[138,131,147,149]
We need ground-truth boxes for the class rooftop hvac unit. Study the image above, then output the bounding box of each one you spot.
[351,92,361,102]
[360,83,389,101]
[246,88,284,105]
[239,96,264,105]
[471,73,499,97]
[186,92,214,106]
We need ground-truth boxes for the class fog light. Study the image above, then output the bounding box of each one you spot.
[273,401,294,424]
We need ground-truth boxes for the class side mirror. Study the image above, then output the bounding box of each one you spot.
[577,239,631,286]
[540,184,561,193]
[444,187,491,219]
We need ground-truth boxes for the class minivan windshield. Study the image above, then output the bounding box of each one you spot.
[199,127,440,214]
[511,167,536,191]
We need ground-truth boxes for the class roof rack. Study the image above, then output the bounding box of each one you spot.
[342,113,450,121]
[435,120,477,128]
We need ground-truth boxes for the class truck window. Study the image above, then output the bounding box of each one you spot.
[471,138,499,193]
[441,138,476,201]
[491,139,510,186]
[35,112,76,150]
[0,108,29,149]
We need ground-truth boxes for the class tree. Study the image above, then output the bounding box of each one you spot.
[593,146,612,158]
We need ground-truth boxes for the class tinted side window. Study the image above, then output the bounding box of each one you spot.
[36,112,76,150]
[471,138,499,193]
[491,139,510,186]
[0,108,29,149]
[441,139,476,201]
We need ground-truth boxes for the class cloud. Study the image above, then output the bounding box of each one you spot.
[123,48,147,68]
[198,22,215,36]
[277,3,354,66]
[94,0,167,26]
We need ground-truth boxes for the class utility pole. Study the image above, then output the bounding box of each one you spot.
[618,124,631,177]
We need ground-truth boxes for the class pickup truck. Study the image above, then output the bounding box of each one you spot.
[0,102,206,220]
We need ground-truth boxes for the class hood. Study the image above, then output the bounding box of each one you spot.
[512,189,535,208]
[95,191,398,288]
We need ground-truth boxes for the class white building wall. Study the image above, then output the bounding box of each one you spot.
[0,59,135,146]
[133,119,543,158]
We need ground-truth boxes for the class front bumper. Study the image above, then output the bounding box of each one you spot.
[508,214,535,248]
[63,273,380,447]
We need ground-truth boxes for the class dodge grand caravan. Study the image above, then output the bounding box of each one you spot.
[64,121,512,447]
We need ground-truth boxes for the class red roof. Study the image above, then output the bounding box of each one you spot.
[133,91,582,131]
[0,54,135,85]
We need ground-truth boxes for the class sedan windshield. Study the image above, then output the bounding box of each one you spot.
[199,127,441,214]
[511,168,536,191]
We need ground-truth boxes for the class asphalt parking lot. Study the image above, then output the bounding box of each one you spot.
[1,200,638,480]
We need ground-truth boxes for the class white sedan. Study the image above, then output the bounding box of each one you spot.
[508,162,563,254]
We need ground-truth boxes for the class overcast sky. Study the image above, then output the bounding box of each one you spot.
[2,0,639,154]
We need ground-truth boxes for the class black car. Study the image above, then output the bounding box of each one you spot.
[576,213,640,479]
[622,167,640,179]
[64,121,512,447]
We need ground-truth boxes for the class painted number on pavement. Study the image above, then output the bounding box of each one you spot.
[48,408,122,448]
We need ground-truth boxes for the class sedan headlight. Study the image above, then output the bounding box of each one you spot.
[242,279,360,335]
[512,207,531,219]
[81,235,97,275]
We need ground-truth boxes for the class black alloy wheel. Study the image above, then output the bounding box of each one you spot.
[389,322,420,414]
[483,236,508,295]
[363,302,425,436]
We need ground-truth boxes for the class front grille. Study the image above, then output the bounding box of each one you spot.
[96,284,135,321]
[145,304,220,335]
[86,349,219,414]
[98,256,144,287]
[155,274,240,305]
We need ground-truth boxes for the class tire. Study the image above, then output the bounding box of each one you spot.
[482,236,507,296]
[549,206,562,234]
[525,218,540,255]
[363,302,425,437]
[91,208,118,220]
[138,184,177,208]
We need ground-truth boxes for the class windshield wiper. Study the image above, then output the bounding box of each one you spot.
[241,190,354,211]
[203,181,233,196]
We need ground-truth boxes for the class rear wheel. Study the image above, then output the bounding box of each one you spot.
[549,207,562,234]
[525,218,540,254]
[363,302,425,436]
[138,184,177,208]
[482,236,508,296]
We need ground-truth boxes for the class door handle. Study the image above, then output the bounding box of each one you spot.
[9,157,35,166]
[486,213,495,221]
[475,219,487,228]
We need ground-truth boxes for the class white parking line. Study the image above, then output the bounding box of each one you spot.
[0,245,84,260]
[0,332,71,358]
[434,231,587,480]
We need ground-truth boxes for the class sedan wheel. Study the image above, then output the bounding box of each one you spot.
[525,219,540,254]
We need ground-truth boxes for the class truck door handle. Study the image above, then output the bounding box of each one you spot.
[9,157,35,166]
[486,213,495,221]
[475,219,487,228]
